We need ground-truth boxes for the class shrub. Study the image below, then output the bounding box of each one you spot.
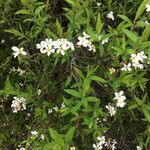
[0,0,150,149]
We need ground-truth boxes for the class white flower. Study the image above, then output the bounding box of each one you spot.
[93,143,102,150]
[61,102,65,108]
[137,146,142,150]
[110,139,117,150]
[107,11,114,20]
[48,108,53,114]
[130,52,147,69]
[53,38,74,53]
[17,67,25,75]
[1,39,5,44]
[83,32,90,38]
[44,45,55,56]
[70,146,76,150]
[53,106,59,111]
[40,134,45,140]
[77,36,90,47]
[16,148,26,150]
[11,97,26,113]
[146,4,150,12]
[56,47,66,55]
[12,46,27,58]
[132,62,144,69]
[131,52,147,63]
[121,63,132,71]
[88,42,96,52]
[97,2,101,6]
[116,99,126,108]
[31,130,38,136]
[145,20,149,24]
[37,89,41,95]
[45,38,53,46]
[109,67,116,74]
[97,136,106,145]
[105,104,116,116]
[19,148,26,150]
[101,38,109,44]
[114,91,126,108]
[36,41,47,53]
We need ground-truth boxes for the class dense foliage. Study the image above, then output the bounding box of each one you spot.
[0,0,150,149]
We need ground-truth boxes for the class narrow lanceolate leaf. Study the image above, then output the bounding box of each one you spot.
[48,128,63,142]
[90,76,107,83]
[135,0,150,21]
[117,15,132,24]
[141,24,150,42]
[142,108,150,123]
[35,5,46,16]
[15,9,32,15]
[4,29,25,37]
[83,78,90,96]
[74,67,84,79]
[64,89,81,98]
[123,29,139,43]
[96,13,103,34]
[65,127,75,143]
[56,19,63,36]
[65,0,74,5]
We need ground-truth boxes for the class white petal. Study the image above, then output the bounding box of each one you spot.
[21,51,27,56]
[12,46,19,52]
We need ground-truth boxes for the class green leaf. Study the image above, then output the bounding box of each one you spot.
[4,76,16,95]
[86,97,99,102]
[140,24,150,42]
[96,13,103,34]
[64,89,81,98]
[43,142,56,150]
[4,29,25,38]
[65,0,74,5]
[118,15,132,24]
[56,20,63,36]
[74,67,84,79]
[65,127,75,143]
[135,0,150,21]
[15,9,32,15]
[49,128,63,142]
[123,29,139,43]
[83,78,90,96]
[90,76,107,83]
[142,108,150,123]
[35,5,46,16]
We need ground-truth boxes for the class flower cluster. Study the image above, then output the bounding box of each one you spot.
[93,136,117,150]
[12,46,27,58]
[31,130,38,136]
[105,104,116,116]
[10,67,25,76]
[121,51,147,71]
[107,11,114,20]
[121,63,132,71]
[11,97,26,113]
[105,91,126,116]
[130,51,147,69]
[36,38,74,56]
[113,91,126,108]
[77,32,96,52]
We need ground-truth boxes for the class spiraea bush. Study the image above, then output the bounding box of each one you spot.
[0,0,150,149]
